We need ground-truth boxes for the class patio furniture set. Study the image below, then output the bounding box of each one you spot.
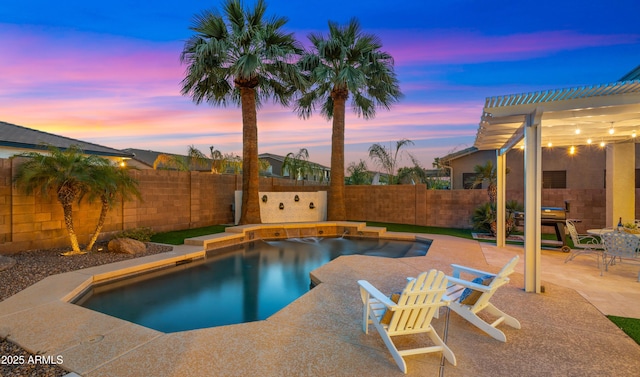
[565,219,640,280]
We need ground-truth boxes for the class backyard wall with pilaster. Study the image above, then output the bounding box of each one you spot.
[0,157,620,254]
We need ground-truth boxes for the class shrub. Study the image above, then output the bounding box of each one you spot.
[114,227,155,242]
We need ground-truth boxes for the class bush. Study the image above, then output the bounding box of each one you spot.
[114,227,155,242]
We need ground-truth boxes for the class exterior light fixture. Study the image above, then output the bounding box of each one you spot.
[600,140,606,147]
[575,128,581,135]
[569,146,576,155]
[294,195,299,202]
[633,131,637,138]
[279,203,284,210]
[119,160,126,168]
[587,138,592,144]
[609,126,614,135]
[547,142,553,147]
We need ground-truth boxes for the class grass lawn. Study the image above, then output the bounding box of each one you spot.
[150,221,640,344]
[608,315,640,345]
[150,225,227,245]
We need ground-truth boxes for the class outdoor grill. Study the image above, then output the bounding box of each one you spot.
[514,206,570,251]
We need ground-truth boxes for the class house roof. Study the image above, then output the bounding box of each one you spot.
[439,146,479,163]
[0,121,133,158]
[620,64,640,82]
[258,153,330,169]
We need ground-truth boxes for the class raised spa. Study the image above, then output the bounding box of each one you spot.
[75,236,430,333]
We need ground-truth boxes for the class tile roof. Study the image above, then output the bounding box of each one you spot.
[0,121,133,158]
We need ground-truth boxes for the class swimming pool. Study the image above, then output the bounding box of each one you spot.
[76,237,430,332]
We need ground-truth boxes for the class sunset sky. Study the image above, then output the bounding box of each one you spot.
[1,0,639,170]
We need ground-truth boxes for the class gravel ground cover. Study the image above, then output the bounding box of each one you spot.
[0,242,173,377]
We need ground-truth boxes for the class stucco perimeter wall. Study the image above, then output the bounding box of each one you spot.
[0,157,626,253]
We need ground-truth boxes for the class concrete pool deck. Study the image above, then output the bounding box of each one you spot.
[1,226,639,376]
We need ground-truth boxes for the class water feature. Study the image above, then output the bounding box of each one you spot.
[76,237,430,333]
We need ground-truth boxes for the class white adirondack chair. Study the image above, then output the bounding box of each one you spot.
[445,255,521,342]
[358,269,456,374]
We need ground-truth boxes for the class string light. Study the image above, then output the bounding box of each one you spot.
[569,146,576,155]
[609,127,614,135]
[587,138,592,144]
[600,140,606,147]
[547,142,553,147]
[633,131,637,138]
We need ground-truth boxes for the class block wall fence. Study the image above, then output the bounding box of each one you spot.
[0,157,626,254]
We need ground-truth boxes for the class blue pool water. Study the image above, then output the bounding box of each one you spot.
[77,237,429,332]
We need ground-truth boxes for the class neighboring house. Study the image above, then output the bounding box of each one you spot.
[259,153,330,183]
[0,121,133,163]
[438,145,633,190]
[123,148,215,171]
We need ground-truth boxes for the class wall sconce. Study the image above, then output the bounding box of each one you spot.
[262,195,268,203]
[279,203,284,210]
[294,195,300,202]
[309,202,315,209]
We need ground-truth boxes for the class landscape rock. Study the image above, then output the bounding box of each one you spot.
[0,255,16,272]
[107,238,147,254]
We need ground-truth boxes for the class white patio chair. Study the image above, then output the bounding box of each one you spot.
[564,219,604,264]
[445,255,521,342]
[600,231,640,280]
[358,269,456,374]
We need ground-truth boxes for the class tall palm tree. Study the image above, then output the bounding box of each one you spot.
[12,145,105,255]
[296,18,402,220]
[181,0,305,225]
[368,138,414,185]
[85,165,141,252]
[282,148,310,184]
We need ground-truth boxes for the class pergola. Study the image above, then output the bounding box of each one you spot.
[474,79,640,293]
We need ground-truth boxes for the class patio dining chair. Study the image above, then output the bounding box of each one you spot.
[358,269,456,374]
[600,231,640,280]
[564,219,604,264]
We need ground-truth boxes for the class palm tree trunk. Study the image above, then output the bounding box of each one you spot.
[61,201,83,254]
[328,90,347,220]
[238,86,262,225]
[85,197,110,252]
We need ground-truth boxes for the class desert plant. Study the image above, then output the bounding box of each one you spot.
[472,200,523,237]
[115,227,155,242]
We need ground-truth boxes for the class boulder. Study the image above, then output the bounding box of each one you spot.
[108,238,146,255]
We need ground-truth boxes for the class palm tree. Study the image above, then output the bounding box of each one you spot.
[368,139,414,185]
[180,0,305,225]
[282,148,310,184]
[85,165,141,251]
[187,145,210,171]
[296,18,402,220]
[12,145,105,255]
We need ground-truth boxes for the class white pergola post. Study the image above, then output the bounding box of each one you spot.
[496,151,507,247]
[524,109,543,293]
[605,143,636,227]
